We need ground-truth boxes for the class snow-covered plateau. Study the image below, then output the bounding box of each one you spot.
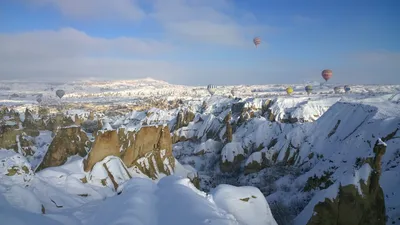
[0,78,399,225]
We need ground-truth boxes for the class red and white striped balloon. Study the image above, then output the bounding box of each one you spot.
[321,69,333,82]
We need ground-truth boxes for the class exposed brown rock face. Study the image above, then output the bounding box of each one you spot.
[36,126,89,171]
[84,130,120,171]
[306,138,387,225]
[74,114,83,125]
[174,109,195,131]
[223,112,232,143]
[0,109,36,156]
[83,126,175,179]
[88,111,95,121]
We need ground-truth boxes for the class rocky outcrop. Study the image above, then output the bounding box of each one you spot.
[44,113,75,133]
[223,112,232,143]
[87,156,131,192]
[244,151,270,174]
[220,142,246,173]
[84,130,120,170]
[74,114,83,125]
[0,125,21,151]
[173,109,195,131]
[0,124,36,157]
[22,108,39,137]
[306,138,387,225]
[36,126,89,171]
[81,119,102,134]
[83,126,175,179]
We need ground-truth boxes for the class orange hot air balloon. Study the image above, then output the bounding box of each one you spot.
[253,37,261,48]
[321,69,333,82]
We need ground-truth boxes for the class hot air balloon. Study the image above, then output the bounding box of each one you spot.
[344,85,351,93]
[253,37,261,48]
[56,89,65,99]
[334,86,341,94]
[321,69,333,82]
[207,84,217,96]
[305,85,313,95]
[286,87,294,95]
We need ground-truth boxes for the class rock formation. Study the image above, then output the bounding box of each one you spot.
[36,126,89,171]
[223,112,233,143]
[83,125,175,179]
[306,138,387,225]
[173,109,195,131]
[22,108,39,137]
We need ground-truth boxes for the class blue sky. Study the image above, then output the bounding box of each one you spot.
[0,0,399,85]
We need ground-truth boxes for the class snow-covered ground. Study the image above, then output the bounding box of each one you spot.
[1,78,400,225]
[0,151,277,225]
[1,78,399,107]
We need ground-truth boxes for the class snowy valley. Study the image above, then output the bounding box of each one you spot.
[1,78,400,225]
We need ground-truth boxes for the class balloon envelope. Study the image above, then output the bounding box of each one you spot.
[207,84,217,96]
[305,85,313,94]
[253,37,261,48]
[344,85,351,93]
[56,90,65,99]
[286,87,293,95]
[321,69,333,81]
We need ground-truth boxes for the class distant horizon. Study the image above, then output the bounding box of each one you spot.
[0,77,399,87]
[1,1,399,85]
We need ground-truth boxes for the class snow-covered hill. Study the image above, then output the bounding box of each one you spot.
[1,78,399,225]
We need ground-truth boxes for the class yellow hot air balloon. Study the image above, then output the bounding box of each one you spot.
[286,87,293,95]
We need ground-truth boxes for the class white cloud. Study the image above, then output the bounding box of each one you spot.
[27,0,269,47]
[150,0,267,46]
[0,28,184,81]
[0,1,276,83]
[0,57,186,82]
[0,27,172,60]
[28,0,146,21]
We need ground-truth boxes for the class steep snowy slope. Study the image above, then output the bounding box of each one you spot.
[171,95,400,225]
[1,78,400,225]
[0,151,277,225]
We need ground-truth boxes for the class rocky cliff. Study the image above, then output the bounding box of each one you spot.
[36,126,89,171]
[84,125,175,179]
